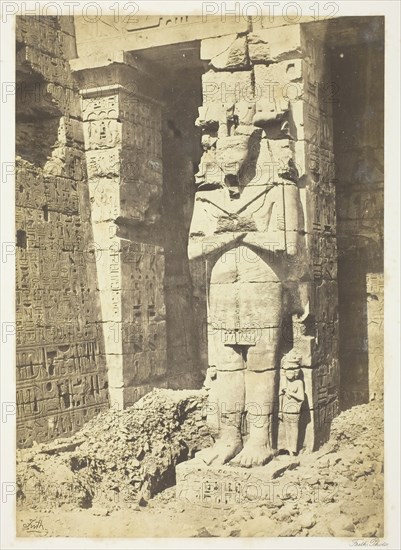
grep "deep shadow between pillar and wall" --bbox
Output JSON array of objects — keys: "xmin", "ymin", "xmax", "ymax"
[
  {"xmin": 329, "ymin": 22, "xmax": 384, "ymax": 410},
  {"xmin": 132, "ymin": 43, "xmax": 207, "ymax": 390}
]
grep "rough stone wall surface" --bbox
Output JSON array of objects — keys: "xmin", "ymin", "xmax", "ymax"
[
  {"xmin": 188, "ymin": 23, "xmax": 339, "ymax": 451},
  {"xmin": 73, "ymin": 15, "xmax": 251, "ymax": 57},
  {"xmin": 332, "ymin": 39, "xmax": 384, "ymax": 406},
  {"xmin": 16, "ymin": 16, "xmax": 109, "ymax": 447}
]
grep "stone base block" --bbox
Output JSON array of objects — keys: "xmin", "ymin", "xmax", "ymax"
[{"xmin": 176, "ymin": 455, "xmax": 299, "ymax": 508}]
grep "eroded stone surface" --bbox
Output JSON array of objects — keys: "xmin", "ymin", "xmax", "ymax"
[{"xmin": 210, "ymin": 36, "xmax": 249, "ymax": 71}]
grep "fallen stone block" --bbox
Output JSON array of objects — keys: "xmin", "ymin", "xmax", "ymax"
[{"xmin": 176, "ymin": 454, "xmax": 299, "ymax": 508}]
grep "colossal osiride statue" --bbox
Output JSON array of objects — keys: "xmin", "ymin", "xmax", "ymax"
[{"xmin": 188, "ymin": 101, "xmax": 308, "ymax": 467}]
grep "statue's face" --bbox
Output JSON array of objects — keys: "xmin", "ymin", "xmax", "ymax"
[
  {"xmin": 195, "ymin": 132, "xmax": 252, "ymax": 190},
  {"xmin": 216, "ymin": 136, "xmax": 250, "ymax": 177},
  {"xmin": 195, "ymin": 103, "xmax": 255, "ymax": 193},
  {"xmin": 285, "ymin": 369, "xmax": 299, "ymax": 381},
  {"xmin": 194, "ymin": 98, "xmax": 298, "ymax": 191}
]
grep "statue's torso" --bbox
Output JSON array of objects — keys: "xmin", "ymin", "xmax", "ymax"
[{"xmin": 188, "ymin": 183, "xmax": 302, "ymax": 261}]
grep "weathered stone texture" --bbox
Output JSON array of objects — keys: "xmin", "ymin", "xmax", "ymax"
[
  {"xmin": 16, "ymin": 16, "xmax": 109, "ymax": 447},
  {"xmin": 176, "ymin": 456, "xmax": 300, "ymax": 508},
  {"xmin": 74, "ymin": 16, "xmax": 250, "ymax": 57},
  {"xmin": 209, "ymin": 36, "xmax": 250, "ymax": 71},
  {"xmin": 248, "ymin": 25, "xmax": 303, "ymax": 63},
  {"xmin": 366, "ymin": 273, "xmax": 384, "ymax": 400}
]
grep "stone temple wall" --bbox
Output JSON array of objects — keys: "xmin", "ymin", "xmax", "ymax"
[
  {"xmin": 15, "ymin": 16, "xmax": 109, "ymax": 446},
  {"xmin": 159, "ymin": 64, "xmax": 205, "ymax": 388},
  {"xmin": 332, "ymin": 35, "xmax": 384, "ymax": 406},
  {"xmin": 71, "ymin": 52, "xmax": 169, "ymax": 409}
]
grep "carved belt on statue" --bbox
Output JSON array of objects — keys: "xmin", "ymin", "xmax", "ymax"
[{"xmin": 223, "ymin": 329, "xmax": 257, "ymax": 346}]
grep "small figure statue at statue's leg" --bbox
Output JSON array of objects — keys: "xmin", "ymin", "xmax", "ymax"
[{"xmin": 279, "ymin": 357, "xmax": 305, "ymax": 456}]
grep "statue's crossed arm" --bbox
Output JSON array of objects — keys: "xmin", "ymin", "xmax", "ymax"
[{"xmin": 188, "ymin": 184, "xmax": 302, "ymax": 260}]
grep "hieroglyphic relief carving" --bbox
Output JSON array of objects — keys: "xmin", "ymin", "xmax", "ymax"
[
  {"xmin": 366, "ymin": 273, "xmax": 384, "ymax": 400},
  {"xmin": 74, "ymin": 58, "xmax": 167, "ymax": 407},
  {"xmin": 16, "ymin": 341, "xmax": 109, "ymax": 446},
  {"xmin": 16, "ymin": 16, "xmax": 109, "ymax": 446}
]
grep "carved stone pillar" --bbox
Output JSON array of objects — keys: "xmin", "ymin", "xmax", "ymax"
[{"xmin": 71, "ymin": 52, "xmax": 167, "ymax": 408}]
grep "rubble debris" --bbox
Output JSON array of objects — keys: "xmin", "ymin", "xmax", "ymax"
[
  {"xmin": 17, "ymin": 397, "xmax": 384, "ymax": 539},
  {"xmin": 17, "ymin": 389, "xmax": 213, "ymax": 509}
]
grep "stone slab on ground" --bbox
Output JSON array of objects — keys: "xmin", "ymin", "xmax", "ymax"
[{"xmin": 176, "ymin": 455, "xmax": 299, "ymax": 509}]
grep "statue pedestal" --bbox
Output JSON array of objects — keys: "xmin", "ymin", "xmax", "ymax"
[{"xmin": 176, "ymin": 455, "xmax": 300, "ymax": 509}]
